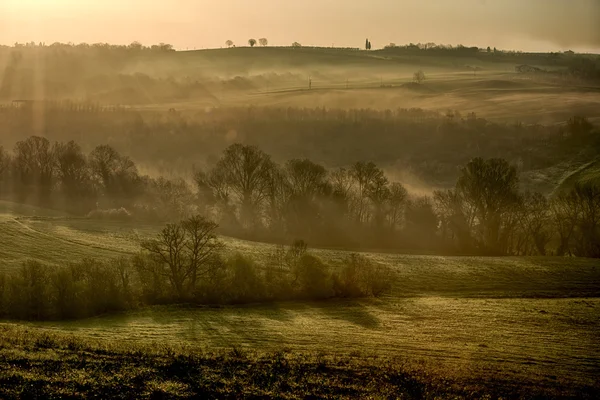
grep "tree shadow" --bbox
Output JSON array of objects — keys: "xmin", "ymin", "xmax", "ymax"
[{"xmin": 307, "ymin": 299, "xmax": 382, "ymax": 330}]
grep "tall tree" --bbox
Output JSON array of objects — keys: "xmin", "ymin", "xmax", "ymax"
[
  {"xmin": 455, "ymin": 157, "xmax": 521, "ymax": 255},
  {"xmin": 53, "ymin": 140, "xmax": 93, "ymax": 207},
  {"xmin": 214, "ymin": 144, "xmax": 274, "ymax": 229},
  {"xmin": 141, "ymin": 215, "xmax": 222, "ymax": 299},
  {"xmin": 13, "ymin": 136, "xmax": 56, "ymax": 202}
]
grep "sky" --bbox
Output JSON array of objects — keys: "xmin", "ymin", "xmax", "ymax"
[{"xmin": 1, "ymin": 0, "xmax": 599, "ymax": 53}]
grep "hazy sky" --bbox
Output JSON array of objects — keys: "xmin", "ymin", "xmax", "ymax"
[{"xmin": 1, "ymin": 0, "xmax": 599, "ymax": 53}]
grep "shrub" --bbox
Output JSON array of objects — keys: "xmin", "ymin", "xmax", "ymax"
[
  {"xmin": 333, "ymin": 254, "xmax": 393, "ymax": 298},
  {"xmin": 293, "ymin": 254, "xmax": 333, "ymax": 300},
  {"xmin": 227, "ymin": 253, "xmax": 265, "ymax": 303}
]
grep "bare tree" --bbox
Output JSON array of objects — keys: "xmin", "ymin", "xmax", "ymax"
[
  {"xmin": 455, "ymin": 157, "xmax": 521, "ymax": 255},
  {"xmin": 13, "ymin": 136, "xmax": 56, "ymax": 200},
  {"xmin": 225, "ymin": 40, "xmax": 234, "ymax": 48},
  {"xmin": 350, "ymin": 161, "xmax": 386, "ymax": 224},
  {"xmin": 259, "ymin": 38, "xmax": 268, "ymax": 47},
  {"xmin": 248, "ymin": 38, "xmax": 257, "ymax": 47},
  {"xmin": 141, "ymin": 215, "xmax": 222, "ymax": 299},
  {"xmin": 53, "ymin": 140, "xmax": 91, "ymax": 202},
  {"xmin": 214, "ymin": 144, "xmax": 275, "ymax": 229},
  {"xmin": 89, "ymin": 145, "xmax": 140, "ymax": 205}
]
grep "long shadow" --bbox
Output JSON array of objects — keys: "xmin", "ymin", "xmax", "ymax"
[{"xmin": 303, "ymin": 299, "xmax": 382, "ymax": 330}]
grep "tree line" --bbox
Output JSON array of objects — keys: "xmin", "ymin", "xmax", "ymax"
[
  {"xmin": 1, "ymin": 136, "xmax": 598, "ymax": 258},
  {"xmin": 196, "ymin": 145, "xmax": 600, "ymax": 257},
  {"xmin": 3, "ymin": 105, "xmax": 595, "ymax": 191}
]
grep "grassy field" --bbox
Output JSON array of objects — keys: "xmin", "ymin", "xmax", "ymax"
[
  {"xmin": 136, "ymin": 48, "xmax": 600, "ymax": 125},
  {"xmin": 1, "ymin": 201, "xmax": 599, "ymax": 397},
  {"xmin": 555, "ymin": 158, "xmax": 600, "ymax": 193}
]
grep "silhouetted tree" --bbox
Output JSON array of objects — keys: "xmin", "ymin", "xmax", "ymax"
[
  {"xmin": 140, "ymin": 215, "xmax": 222, "ymax": 299},
  {"xmin": 214, "ymin": 144, "xmax": 275, "ymax": 229},
  {"xmin": 225, "ymin": 40, "xmax": 234, "ymax": 48},
  {"xmin": 292, "ymin": 42, "xmax": 302, "ymax": 48},
  {"xmin": 89, "ymin": 145, "xmax": 140, "ymax": 206},
  {"xmin": 248, "ymin": 39, "xmax": 257, "ymax": 47},
  {"xmin": 259, "ymin": 38, "xmax": 268, "ymax": 47},
  {"xmin": 405, "ymin": 196, "xmax": 438, "ymax": 248},
  {"xmin": 12, "ymin": 136, "xmax": 56, "ymax": 202},
  {"xmin": 455, "ymin": 158, "xmax": 521, "ymax": 255},
  {"xmin": 284, "ymin": 159, "xmax": 330, "ymax": 239},
  {"xmin": 519, "ymin": 192, "xmax": 551, "ymax": 255},
  {"xmin": 53, "ymin": 141, "xmax": 93, "ymax": 208}
]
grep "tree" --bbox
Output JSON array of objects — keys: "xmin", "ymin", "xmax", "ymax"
[
  {"xmin": 0, "ymin": 146, "xmax": 10, "ymax": 193},
  {"xmin": 365, "ymin": 38, "xmax": 369, "ymax": 50},
  {"xmin": 213, "ymin": 144, "xmax": 275, "ymax": 229},
  {"xmin": 248, "ymin": 38, "xmax": 257, "ymax": 47},
  {"xmin": 141, "ymin": 215, "xmax": 222, "ymax": 299},
  {"xmin": 519, "ymin": 192, "xmax": 551, "ymax": 255},
  {"xmin": 350, "ymin": 161, "xmax": 386, "ymax": 224},
  {"xmin": 89, "ymin": 145, "xmax": 140, "ymax": 206},
  {"xmin": 259, "ymin": 38, "xmax": 268, "ymax": 47},
  {"xmin": 413, "ymin": 70, "xmax": 426, "ymax": 84},
  {"xmin": 284, "ymin": 159, "xmax": 330, "ymax": 239},
  {"xmin": 557, "ymin": 183, "xmax": 600, "ymax": 258},
  {"xmin": 226, "ymin": 40, "xmax": 234, "ymax": 48},
  {"xmin": 486, "ymin": 46, "xmax": 491, "ymax": 53},
  {"xmin": 292, "ymin": 42, "xmax": 302, "ymax": 48},
  {"xmin": 455, "ymin": 158, "xmax": 521, "ymax": 255},
  {"xmin": 13, "ymin": 136, "xmax": 56, "ymax": 202},
  {"xmin": 53, "ymin": 141, "xmax": 93, "ymax": 207},
  {"xmin": 405, "ymin": 196, "xmax": 438, "ymax": 248}
]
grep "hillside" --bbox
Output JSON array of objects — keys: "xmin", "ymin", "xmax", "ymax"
[
  {"xmin": 2, "ymin": 45, "xmax": 599, "ymax": 124},
  {"xmin": 1, "ymin": 180, "xmax": 599, "ymax": 397}
]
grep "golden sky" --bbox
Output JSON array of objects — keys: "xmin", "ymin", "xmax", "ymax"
[{"xmin": 1, "ymin": 0, "xmax": 599, "ymax": 52}]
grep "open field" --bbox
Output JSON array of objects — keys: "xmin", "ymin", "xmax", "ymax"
[
  {"xmin": 2, "ymin": 47, "xmax": 600, "ymax": 125},
  {"xmin": 139, "ymin": 72, "xmax": 600, "ymax": 125},
  {"xmin": 1, "ymin": 201, "xmax": 599, "ymax": 397}
]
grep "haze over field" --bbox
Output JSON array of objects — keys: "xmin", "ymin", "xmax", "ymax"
[
  {"xmin": 2, "ymin": 0, "xmax": 600, "ymax": 53},
  {"xmin": 1, "ymin": 1, "xmax": 600, "ymax": 398}
]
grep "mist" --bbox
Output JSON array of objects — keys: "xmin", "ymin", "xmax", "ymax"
[{"xmin": 1, "ymin": 0, "xmax": 599, "ymax": 52}]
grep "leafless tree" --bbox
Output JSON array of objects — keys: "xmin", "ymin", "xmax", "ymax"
[
  {"xmin": 225, "ymin": 40, "xmax": 233, "ymax": 48},
  {"xmin": 259, "ymin": 38, "xmax": 268, "ymax": 47},
  {"xmin": 53, "ymin": 141, "xmax": 90, "ymax": 200},
  {"xmin": 13, "ymin": 136, "xmax": 56, "ymax": 200},
  {"xmin": 215, "ymin": 144, "xmax": 275, "ymax": 229},
  {"xmin": 141, "ymin": 215, "xmax": 222, "ymax": 299}
]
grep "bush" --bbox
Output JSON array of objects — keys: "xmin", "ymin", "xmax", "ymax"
[
  {"xmin": 333, "ymin": 254, "xmax": 393, "ymax": 298},
  {"xmin": 227, "ymin": 253, "xmax": 266, "ymax": 304},
  {"xmin": 293, "ymin": 254, "xmax": 333, "ymax": 300},
  {"xmin": 0, "ymin": 259, "xmax": 133, "ymax": 321}
]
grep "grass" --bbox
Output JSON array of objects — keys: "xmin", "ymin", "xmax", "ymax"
[
  {"xmin": 555, "ymin": 158, "xmax": 600, "ymax": 193},
  {"xmin": 1, "ymin": 201, "xmax": 599, "ymax": 397},
  {"xmin": 1, "ymin": 323, "xmax": 598, "ymax": 399}
]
